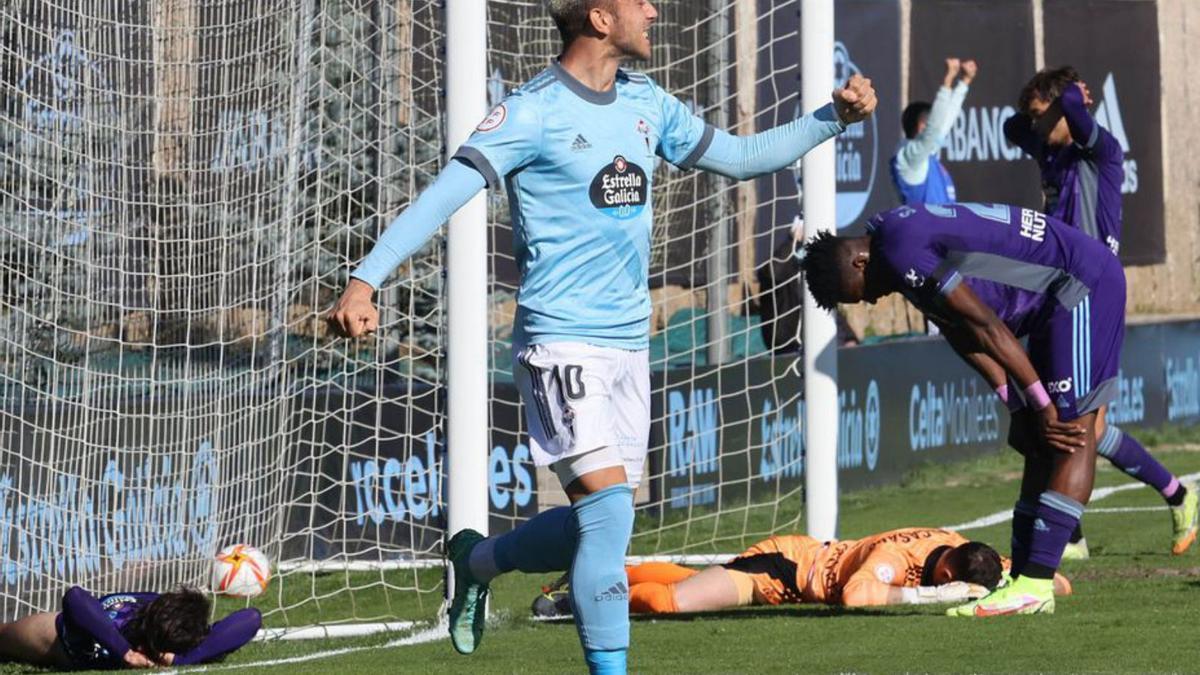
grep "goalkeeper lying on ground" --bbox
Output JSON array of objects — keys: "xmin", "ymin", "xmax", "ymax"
[
  {"xmin": 533, "ymin": 528, "xmax": 1071, "ymax": 616},
  {"xmin": 0, "ymin": 586, "xmax": 260, "ymax": 669}
]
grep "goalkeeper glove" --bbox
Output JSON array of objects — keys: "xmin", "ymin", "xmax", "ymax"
[{"xmin": 900, "ymin": 581, "xmax": 990, "ymax": 605}]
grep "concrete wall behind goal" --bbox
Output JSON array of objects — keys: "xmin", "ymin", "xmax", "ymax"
[{"xmin": 1125, "ymin": 0, "xmax": 1200, "ymax": 317}]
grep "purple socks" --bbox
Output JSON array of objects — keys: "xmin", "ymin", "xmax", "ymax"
[
  {"xmin": 1010, "ymin": 499, "xmax": 1037, "ymax": 576},
  {"xmin": 1022, "ymin": 491, "xmax": 1084, "ymax": 579},
  {"xmin": 1097, "ymin": 425, "xmax": 1180, "ymax": 500}
]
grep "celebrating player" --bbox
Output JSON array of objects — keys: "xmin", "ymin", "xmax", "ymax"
[
  {"xmin": 532, "ymin": 527, "xmax": 1071, "ymax": 618},
  {"xmin": 800, "ymin": 202, "xmax": 1124, "ymax": 617},
  {"xmin": 890, "ymin": 57, "xmax": 977, "ymax": 206},
  {"xmin": 0, "ymin": 586, "xmax": 260, "ymax": 669},
  {"xmin": 326, "ymin": 0, "xmax": 875, "ymax": 671},
  {"xmin": 1004, "ymin": 66, "xmax": 1197, "ymax": 557}
]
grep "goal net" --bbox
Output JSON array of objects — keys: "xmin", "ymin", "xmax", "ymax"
[{"xmin": 0, "ymin": 0, "xmax": 829, "ymax": 630}]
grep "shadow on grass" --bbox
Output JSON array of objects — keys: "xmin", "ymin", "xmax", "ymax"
[{"xmin": 629, "ymin": 606, "xmax": 930, "ymax": 622}]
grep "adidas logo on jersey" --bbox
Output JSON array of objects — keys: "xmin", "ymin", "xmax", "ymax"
[
  {"xmin": 1093, "ymin": 73, "xmax": 1139, "ymax": 195},
  {"xmin": 594, "ymin": 581, "xmax": 628, "ymax": 602},
  {"xmin": 570, "ymin": 134, "xmax": 592, "ymax": 152}
]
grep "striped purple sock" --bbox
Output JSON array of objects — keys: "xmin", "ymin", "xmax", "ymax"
[
  {"xmin": 1025, "ymin": 491, "xmax": 1084, "ymax": 578},
  {"xmin": 1097, "ymin": 425, "xmax": 1178, "ymax": 497}
]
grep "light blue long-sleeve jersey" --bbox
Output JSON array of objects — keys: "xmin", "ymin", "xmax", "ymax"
[
  {"xmin": 890, "ymin": 82, "xmax": 968, "ymax": 204},
  {"xmin": 352, "ymin": 61, "xmax": 844, "ymax": 348}
]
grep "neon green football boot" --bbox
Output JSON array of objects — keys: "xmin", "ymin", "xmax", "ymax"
[
  {"xmin": 1171, "ymin": 484, "xmax": 1198, "ymax": 555},
  {"xmin": 946, "ymin": 575, "xmax": 1054, "ymax": 617},
  {"xmin": 446, "ymin": 529, "xmax": 489, "ymax": 654}
]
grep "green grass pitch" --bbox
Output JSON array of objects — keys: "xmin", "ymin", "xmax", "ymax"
[{"xmin": 6, "ymin": 431, "xmax": 1199, "ymax": 673}]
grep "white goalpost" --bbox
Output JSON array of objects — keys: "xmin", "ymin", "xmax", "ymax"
[
  {"xmin": 0, "ymin": 0, "xmax": 842, "ymax": 638},
  {"xmin": 800, "ymin": 0, "xmax": 840, "ymax": 541}
]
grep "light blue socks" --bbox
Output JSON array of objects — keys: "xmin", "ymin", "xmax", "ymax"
[{"xmin": 569, "ymin": 484, "xmax": 635, "ymax": 675}]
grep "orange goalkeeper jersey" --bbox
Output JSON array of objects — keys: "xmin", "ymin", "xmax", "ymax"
[{"xmin": 732, "ymin": 528, "xmax": 968, "ymax": 607}]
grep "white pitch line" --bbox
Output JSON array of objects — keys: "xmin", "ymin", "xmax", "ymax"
[
  {"xmin": 1083, "ymin": 506, "xmax": 1167, "ymax": 514},
  {"xmin": 181, "ymin": 620, "xmax": 449, "ymax": 672},
  {"xmin": 943, "ymin": 470, "xmax": 1200, "ymax": 532}
]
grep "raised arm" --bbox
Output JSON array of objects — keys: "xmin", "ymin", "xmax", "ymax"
[
  {"xmin": 169, "ymin": 608, "xmax": 262, "ymax": 666},
  {"xmin": 661, "ymin": 75, "xmax": 876, "ymax": 181},
  {"xmin": 1061, "ymin": 81, "xmax": 1123, "ymax": 162},
  {"xmin": 326, "ymin": 160, "xmax": 487, "ymax": 337},
  {"xmin": 691, "ymin": 105, "xmax": 844, "ymax": 180},
  {"xmin": 895, "ymin": 59, "xmax": 973, "ymax": 180},
  {"xmin": 1059, "ymin": 82, "xmax": 1097, "ymax": 150}
]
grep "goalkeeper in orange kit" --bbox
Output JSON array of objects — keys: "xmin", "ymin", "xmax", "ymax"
[{"xmin": 533, "ymin": 527, "xmax": 1071, "ymax": 616}]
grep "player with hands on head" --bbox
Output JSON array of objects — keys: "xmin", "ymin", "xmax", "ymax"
[
  {"xmin": 325, "ymin": 0, "xmax": 874, "ymax": 672},
  {"xmin": 1004, "ymin": 67, "xmax": 1198, "ymax": 558},
  {"xmin": 0, "ymin": 586, "xmax": 261, "ymax": 670}
]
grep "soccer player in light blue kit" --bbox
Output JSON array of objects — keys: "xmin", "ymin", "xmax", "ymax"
[{"xmin": 327, "ymin": 1, "xmax": 876, "ymax": 672}]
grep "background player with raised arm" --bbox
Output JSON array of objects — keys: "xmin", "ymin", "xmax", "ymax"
[
  {"xmin": 1005, "ymin": 67, "xmax": 1197, "ymax": 557},
  {"xmin": 890, "ymin": 57, "xmax": 977, "ymax": 206},
  {"xmin": 800, "ymin": 202, "xmax": 1125, "ymax": 617},
  {"xmin": 325, "ymin": 1, "xmax": 876, "ymax": 671},
  {"xmin": 0, "ymin": 586, "xmax": 260, "ymax": 670},
  {"xmin": 532, "ymin": 527, "xmax": 1069, "ymax": 618}
]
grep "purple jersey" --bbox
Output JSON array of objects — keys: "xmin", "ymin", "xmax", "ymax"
[
  {"xmin": 867, "ymin": 203, "xmax": 1114, "ymax": 337},
  {"xmin": 55, "ymin": 586, "xmax": 261, "ymax": 668},
  {"xmin": 57, "ymin": 592, "xmax": 159, "ymax": 665},
  {"xmin": 1003, "ymin": 85, "xmax": 1124, "ymax": 255}
]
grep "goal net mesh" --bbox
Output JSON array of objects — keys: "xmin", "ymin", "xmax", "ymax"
[{"xmin": 0, "ymin": 0, "xmax": 816, "ymax": 628}]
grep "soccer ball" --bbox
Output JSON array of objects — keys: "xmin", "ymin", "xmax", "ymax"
[{"xmin": 211, "ymin": 544, "xmax": 271, "ymax": 598}]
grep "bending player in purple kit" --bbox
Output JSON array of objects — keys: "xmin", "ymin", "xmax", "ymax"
[
  {"xmin": 1004, "ymin": 66, "xmax": 1197, "ymax": 557},
  {"xmin": 0, "ymin": 586, "xmax": 260, "ymax": 669},
  {"xmin": 801, "ymin": 202, "xmax": 1124, "ymax": 616}
]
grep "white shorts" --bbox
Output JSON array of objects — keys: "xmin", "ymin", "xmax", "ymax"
[{"xmin": 513, "ymin": 341, "xmax": 650, "ymax": 487}]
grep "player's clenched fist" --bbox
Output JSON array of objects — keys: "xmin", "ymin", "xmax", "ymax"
[
  {"xmin": 832, "ymin": 73, "xmax": 877, "ymax": 125},
  {"xmin": 326, "ymin": 278, "xmax": 380, "ymax": 338}
]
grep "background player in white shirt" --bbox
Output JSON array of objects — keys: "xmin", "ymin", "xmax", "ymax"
[{"xmin": 327, "ymin": 1, "xmax": 876, "ymax": 672}]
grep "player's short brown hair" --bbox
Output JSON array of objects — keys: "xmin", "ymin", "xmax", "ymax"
[
  {"xmin": 1018, "ymin": 65, "xmax": 1081, "ymax": 114},
  {"xmin": 547, "ymin": 0, "xmax": 614, "ymax": 46}
]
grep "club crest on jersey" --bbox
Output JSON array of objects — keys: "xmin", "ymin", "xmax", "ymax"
[
  {"xmin": 636, "ymin": 118, "xmax": 652, "ymax": 155},
  {"xmin": 874, "ymin": 564, "xmax": 895, "ymax": 584},
  {"xmin": 590, "ymin": 155, "xmax": 648, "ymax": 220},
  {"xmin": 905, "ymin": 268, "xmax": 925, "ymax": 288},
  {"xmin": 476, "ymin": 104, "xmax": 506, "ymax": 132}
]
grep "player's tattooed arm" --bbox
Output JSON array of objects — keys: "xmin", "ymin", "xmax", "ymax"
[{"xmin": 939, "ymin": 282, "xmax": 1085, "ymax": 452}]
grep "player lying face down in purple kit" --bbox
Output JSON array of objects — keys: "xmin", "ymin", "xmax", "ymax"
[
  {"xmin": 0, "ymin": 586, "xmax": 260, "ymax": 669},
  {"xmin": 800, "ymin": 202, "xmax": 1124, "ymax": 616}
]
